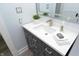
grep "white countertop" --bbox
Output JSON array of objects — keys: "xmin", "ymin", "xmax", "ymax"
[{"xmin": 22, "ymin": 17, "xmax": 78, "ymax": 56}]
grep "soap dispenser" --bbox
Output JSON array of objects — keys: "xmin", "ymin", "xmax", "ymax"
[{"xmin": 60, "ymin": 21, "xmax": 64, "ymax": 32}]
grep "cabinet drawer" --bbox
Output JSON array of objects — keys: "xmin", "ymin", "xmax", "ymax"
[
  {"xmin": 43, "ymin": 45, "xmax": 61, "ymax": 56},
  {"xmin": 28, "ymin": 35, "xmax": 37, "ymax": 48},
  {"xmin": 37, "ymin": 39, "xmax": 61, "ymax": 56}
]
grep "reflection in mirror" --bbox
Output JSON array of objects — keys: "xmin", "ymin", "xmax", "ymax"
[
  {"xmin": 60, "ymin": 3, "xmax": 79, "ymax": 23},
  {"xmin": 37, "ymin": 3, "xmax": 56, "ymax": 17},
  {"xmin": 36, "ymin": 3, "xmax": 79, "ymax": 24}
]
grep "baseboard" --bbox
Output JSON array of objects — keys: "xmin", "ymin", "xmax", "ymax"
[{"xmin": 17, "ymin": 45, "xmax": 28, "ymax": 56}]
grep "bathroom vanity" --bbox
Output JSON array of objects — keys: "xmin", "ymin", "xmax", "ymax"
[
  {"xmin": 23, "ymin": 28, "xmax": 61, "ymax": 56},
  {"xmin": 22, "ymin": 17, "xmax": 78, "ymax": 56}
]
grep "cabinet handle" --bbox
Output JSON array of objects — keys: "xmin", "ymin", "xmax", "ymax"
[{"xmin": 45, "ymin": 48, "xmax": 52, "ymax": 54}]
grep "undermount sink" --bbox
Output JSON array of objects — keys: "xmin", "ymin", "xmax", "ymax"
[{"xmin": 33, "ymin": 24, "xmax": 56, "ymax": 34}]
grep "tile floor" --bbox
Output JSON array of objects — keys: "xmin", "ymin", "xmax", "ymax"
[
  {"xmin": 0, "ymin": 49, "xmax": 12, "ymax": 56},
  {"xmin": 0, "ymin": 35, "xmax": 12, "ymax": 56}
]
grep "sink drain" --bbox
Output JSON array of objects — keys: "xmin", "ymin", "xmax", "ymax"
[{"xmin": 45, "ymin": 33, "xmax": 48, "ymax": 35}]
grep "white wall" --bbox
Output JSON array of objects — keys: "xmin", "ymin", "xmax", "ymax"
[{"xmin": 0, "ymin": 3, "xmax": 36, "ymax": 55}]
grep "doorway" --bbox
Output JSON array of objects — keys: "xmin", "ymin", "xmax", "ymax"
[{"xmin": 0, "ymin": 34, "xmax": 12, "ymax": 56}]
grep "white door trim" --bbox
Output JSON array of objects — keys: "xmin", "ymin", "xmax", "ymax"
[{"xmin": 0, "ymin": 15, "xmax": 17, "ymax": 55}]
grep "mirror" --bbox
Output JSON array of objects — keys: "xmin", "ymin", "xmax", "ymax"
[
  {"xmin": 37, "ymin": 3, "xmax": 56, "ymax": 17},
  {"xmin": 36, "ymin": 3, "xmax": 79, "ymax": 24}
]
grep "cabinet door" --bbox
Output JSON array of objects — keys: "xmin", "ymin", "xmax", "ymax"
[
  {"xmin": 32, "ymin": 37, "xmax": 44, "ymax": 56},
  {"xmin": 23, "ymin": 28, "xmax": 29, "ymax": 39},
  {"xmin": 30, "ymin": 36, "xmax": 43, "ymax": 56},
  {"xmin": 23, "ymin": 29, "xmax": 30, "ymax": 47},
  {"xmin": 23, "ymin": 29, "xmax": 35, "ymax": 49},
  {"xmin": 29, "ymin": 35, "xmax": 37, "ymax": 49}
]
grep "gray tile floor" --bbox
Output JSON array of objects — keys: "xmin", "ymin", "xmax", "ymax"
[
  {"xmin": 0, "ymin": 35, "xmax": 12, "ymax": 56},
  {"xmin": 0, "ymin": 49, "xmax": 12, "ymax": 56}
]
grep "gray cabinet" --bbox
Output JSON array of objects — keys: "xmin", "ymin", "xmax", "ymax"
[{"xmin": 23, "ymin": 28, "xmax": 61, "ymax": 56}]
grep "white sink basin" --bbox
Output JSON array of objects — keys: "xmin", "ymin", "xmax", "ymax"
[{"xmin": 33, "ymin": 24, "xmax": 56, "ymax": 34}]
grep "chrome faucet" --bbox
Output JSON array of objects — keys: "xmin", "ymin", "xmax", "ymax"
[{"xmin": 46, "ymin": 19, "xmax": 53, "ymax": 26}]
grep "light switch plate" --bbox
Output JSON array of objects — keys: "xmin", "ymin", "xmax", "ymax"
[{"xmin": 16, "ymin": 7, "xmax": 22, "ymax": 14}]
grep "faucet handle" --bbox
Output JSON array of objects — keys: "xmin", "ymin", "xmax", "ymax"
[
  {"xmin": 46, "ymin": 19, "xmax": 52, "ymax": 23},
  {"xmin": 46, "ymin": 19, "xmax": 53, "ymax": 26},
  {"xmin": 75, "ymin": 13, "xmax": 78, "ymax": 17}
]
